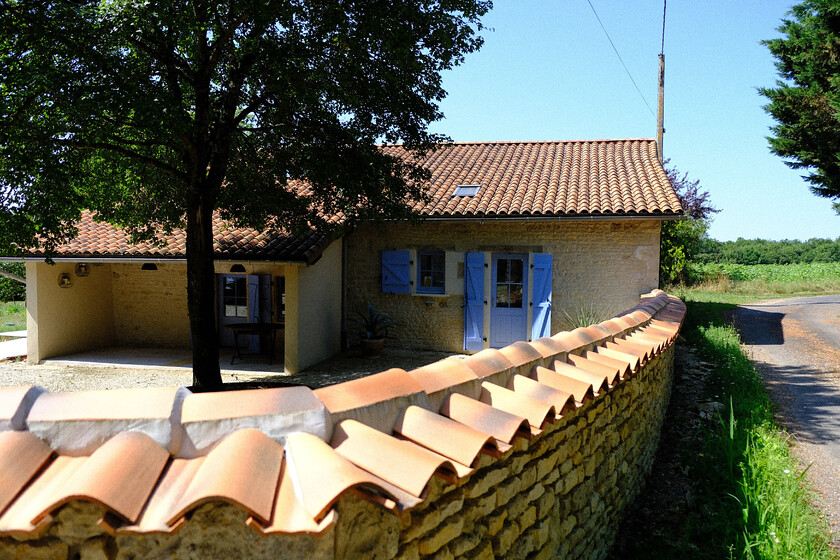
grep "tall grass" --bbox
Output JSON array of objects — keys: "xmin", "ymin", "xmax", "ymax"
[
  {"xmin": 0, "ymin": 301, "xmax": 25, "ymax": 334},
  {"xmin": 686, "ymin": 262, "xmax": 840, "ymax": 295},
  {"xmin": 685, "ymin": 302, "xmax": 835, "ymax": 560}
]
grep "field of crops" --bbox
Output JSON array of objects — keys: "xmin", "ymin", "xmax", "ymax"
[{"xmin": 682, "ymin": 261, "xmax": 840, "ymax": 295}]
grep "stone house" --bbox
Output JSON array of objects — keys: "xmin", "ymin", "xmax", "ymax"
[
  {"xmin": 345, "ymin": 138, "xmax": 682, "ymax": 352},
  {"xmin": 15, "ymin": 138, "xmax": 681, "ymax": 373}
]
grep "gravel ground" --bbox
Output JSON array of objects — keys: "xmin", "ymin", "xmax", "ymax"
[{"xmin": 0, "ymin": 347, "xmax": 463, "ymax": 392}]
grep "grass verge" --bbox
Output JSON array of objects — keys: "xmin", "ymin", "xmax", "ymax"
[
  {"xmin": 0, "ymin": 301, "xmax": 25, "ymax": 334},
  {"xmin": 682, "ymin": 297, "xmax": 836, "ymax": 559}
]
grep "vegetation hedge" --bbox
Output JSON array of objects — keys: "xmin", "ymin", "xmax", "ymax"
[
  {"xmin": 0, "ymin": 263, "xmax": 25, "ymax": 302},
  {"xmin": 696, "ymin": 237, "xmax": 840, "ymax": 265}
]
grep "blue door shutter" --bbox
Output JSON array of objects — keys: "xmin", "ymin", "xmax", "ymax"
[
  {"xmin": 381, "ymin": 250, "xmax": 410, "ymax": 294},
  {"xmin": 531, "ymin": 254, "xmax": 553, "ymax": 340},
  {"xmin": 258, "ymin": 275, "xmax": 272, "ymax": 322},
  {"xmin": 464, "ymin": 252, "xmax": 485, "ymax": 351},
  {"xmin": 248, "ymin": 275, "xmax": 261, "ymax": 352}
]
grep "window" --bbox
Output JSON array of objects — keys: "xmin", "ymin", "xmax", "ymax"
[
  {"xmin": 417, "ymin": 251, "xmax": 445, "ymax": 294},
  {"xmin": 223, "ymin": 276, "xmax": 248, "ymax": 317},
  {"xmin": 453, "ymin": 184, "xmax": 481, "ymax": 197},
  {"xmin": 495, "ymin": 258, "xmax": 524, "ymax": 308}
]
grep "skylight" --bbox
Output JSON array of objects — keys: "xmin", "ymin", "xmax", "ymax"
[{"xmin": 452, "ymin": 184, "xmax": 481, "ymax": 197}]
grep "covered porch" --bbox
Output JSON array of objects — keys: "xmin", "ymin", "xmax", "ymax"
[{"xmin": 24, "ymin": 239, "xmax": 343, "ymax": 375}]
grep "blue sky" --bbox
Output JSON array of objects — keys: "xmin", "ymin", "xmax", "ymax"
[{"xmin": 428, "ymin": 1, "xmax": 840, "ymax": 242}]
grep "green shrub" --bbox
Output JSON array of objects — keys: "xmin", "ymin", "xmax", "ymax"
[{"xmin": 0, "ymin": 263, "xmax": 25, "ymax": 303}]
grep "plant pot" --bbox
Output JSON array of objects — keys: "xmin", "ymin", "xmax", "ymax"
[{"xmin": 360, "ymin": 337, "xmax": 385, "ymax": 357}]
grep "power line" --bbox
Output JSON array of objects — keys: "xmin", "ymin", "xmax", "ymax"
[{"xmin": 585, "ymin": 0, "xmax": 656, "ymax": 118}]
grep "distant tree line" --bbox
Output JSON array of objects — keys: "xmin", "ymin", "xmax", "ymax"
[{"xmin": 694, "ymin": 238, "xmax": 840, "ymax": 265}]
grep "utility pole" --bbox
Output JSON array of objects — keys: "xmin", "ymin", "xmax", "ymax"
[{"xmin": 657, "ymin": 52, "xmax": 665, "ymax": 163}]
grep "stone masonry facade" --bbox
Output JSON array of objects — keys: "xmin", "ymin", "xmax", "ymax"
[{"xmin": 344, "ymin": 219, "xmax": 661, "ymax": 353}]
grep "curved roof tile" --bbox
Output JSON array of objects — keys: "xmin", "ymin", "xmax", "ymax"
[{"xmin": 34, "ymin": 140, "xmax": 679, "ymax": 260}]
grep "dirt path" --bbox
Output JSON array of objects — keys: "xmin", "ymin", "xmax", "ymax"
[{"xmin": 732, "ymin": 295, "xmax": 840, "ymax": 545}]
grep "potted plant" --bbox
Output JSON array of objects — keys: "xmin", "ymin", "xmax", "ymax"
[{"xmin": 349, "ymin": 303, "xmax": 395, "ymax": 357}]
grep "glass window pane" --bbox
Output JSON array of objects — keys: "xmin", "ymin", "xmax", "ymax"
[
  {"xmin": 225, "ymin": 305, "xmax": 237, "ymax": 317},
  {"xmin": 510, "ymin": 285, "xmax": 523, "ymax": 308},
  {"xmin": 496, "ymin": 284, "xmax": 509, "ymax": 307},
  {"xmin": 510, "ymin": 259, "xmax": 524, "ymax": 282},
  {"xmin": 497, "ymin": 260, "xmax": 509, "ymax": 282},
  {"xmin": 237, "ymin": 305, "xmax": 248, "ymax": 318},
  {"xmin": 224, "ymin": 278, "xmax": 236, "ymax": 300},
  {"xmin": 417, "ymin": 252, "xmax": 445, "ymax": 292}
]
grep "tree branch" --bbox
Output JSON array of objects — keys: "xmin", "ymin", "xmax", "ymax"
[
  {"xmin": 0, "ymin": 269, "xmax": 25, "ymax": 285},
  {"xmin": 53, "ymin": 138, "xmax": 186, "ymax": 181}
]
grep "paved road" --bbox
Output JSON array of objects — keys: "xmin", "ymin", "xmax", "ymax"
[{"xmin": 733, "ymin": 295, "xmax": 840, "ymax": 541}]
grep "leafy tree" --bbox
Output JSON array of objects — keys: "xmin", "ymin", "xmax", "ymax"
[
  {"xmin": 0, "ymin": 0, "xmax": 491, "ymax": 387},
  {"xmin": 660, "ymin": 163, "xmax": 719, "ymax": 285},
  {"xmin": 762, "ymin": 0, "xmax": 840, "ymax": 201}
]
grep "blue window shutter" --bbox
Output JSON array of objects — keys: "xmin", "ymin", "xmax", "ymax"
[
  {"xmin": 531, "ymin": 254, "xmax": 553, "ymax": 340},
  {"xmin": 464, "ymin": 252, "xmax": 485, "ymax": 351},
  {"xmin": 381, "ymin": 250, "xmax": 410, "ymax": 294},
  {"xmin": 248, "ymin": 275, "xmax": 261, "ymax": 352},
  {"xmin": 258, "ymin": 275, "xmax": 272, "ymax": 323}
]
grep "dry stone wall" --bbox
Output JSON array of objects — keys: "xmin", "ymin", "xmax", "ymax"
[
  {"xmin": 0, "ymin": 293, "xmax": 682, "ymax": 560},
  {"xmin": 390, "ymin": 348, "xmax": 673, "ymax": 560}
]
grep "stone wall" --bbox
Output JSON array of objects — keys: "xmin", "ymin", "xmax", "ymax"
[
  {"xmin": 391, "ymin": 347, "xmax": 674, "ymax": 560},
  {"xmin": 111, "ymin": 262, "xmax": 191, "ymax": 348},
  {"xmin": 344, "ymin": 219, "xmax": 661, "ymax": 352},
  {"xmin": 2, "ymin": 293, "xmax": 681, "ymax": 560}
]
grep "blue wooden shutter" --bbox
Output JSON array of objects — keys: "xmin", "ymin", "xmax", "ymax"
[
  {"xmin": 248, "ymin": 275, "xmax": 261, "ymax": 352},
  {"xmin": 381, "ymin": 250, "xmax": 410, "ymax": 293},
  {"xmin": 258, "ymin": 275, "xmax": 272, "ymax": 322},
  {"xmin": 531, "ymin": 254, "xmax": 553, "ymax": 340},
  {"xmin": 464, "ymin": 252, "xmax": 485, "ymax": 351}
]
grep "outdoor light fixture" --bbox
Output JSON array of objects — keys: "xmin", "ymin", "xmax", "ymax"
[
  {"xmin": 57, "ymin": 273, "xmax": 73, "ymax": 288},
  {"xmin": 75, "ymin": 263, "xmax": 90, "ymax": 277},
  {"xmin": 141, "ymin": 263, "xmax": 158, "ymax": 271},
  {"xmin": 230, "ymin": 264, "xmax": 246, "ymax": 273}
]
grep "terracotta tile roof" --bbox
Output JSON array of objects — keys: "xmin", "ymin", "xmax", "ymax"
[
  {"xmin": 25, "ymin": 211, "xmax": 334, "ymax": 264},
  {"xmin": 27, "ymin": 139, "xmax": 679, "ymax": 261},
  {"xmin": 384, "ymin": 138, "xmax": 682, "ymax": 217},
  {"xmin": 0, "ymin": 290, "xmax": 685, "ymax": 540}
]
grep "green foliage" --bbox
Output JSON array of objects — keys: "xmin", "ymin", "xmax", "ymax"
[
  {"xmin": 347, "ymin": 303, "xmax": 395, "ymax": 340},
  {"xmin": 0, "ymin": 263, "xmax": 25, "ymax": 303},
  {"xmin": 0, "ymin": 300, "xmax": 25, "ymax": 333},
  {"xmin": 0, "ymin": 0, "xmax": 491, "ymax": 247},
  {"xmin": 560, "ymin": 302, "xmax": 607, "ymax": 329},
  {"xmin": 762, "ymin": 0, "xmax": 840, "ymax": 199},
  {"xmin": 685, "ymin": 261, "xmax": 840, "ymax": 295},
  {"xmin": 660, "ymin": 218, "xmax": 708, "ymax": 284},
  {"xmin": 659, "ymin": 161, "xmax": 718, "ymax": 285},
  {"xmin": 684, "ymin": 309, "xmax": 836, "ymax": 560},
  {"xmin": 696, "ymin": 237, "xmax": 840, "ymax": 265},
  {"xmin": 618, "ymin": 296, "xmax": 837, "ymax": 558}
]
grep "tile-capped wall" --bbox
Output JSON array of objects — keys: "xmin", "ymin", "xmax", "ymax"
[{"xmin": 0, "ymin": 291, "xmax": 683, "ymax": 560}]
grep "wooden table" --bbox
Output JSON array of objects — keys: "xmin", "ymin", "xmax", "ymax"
[{"xmin": 224, "ymin": 322, "xmax": 284, "ymax": 364}]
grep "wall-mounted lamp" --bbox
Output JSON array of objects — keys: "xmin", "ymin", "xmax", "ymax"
[
  {"xmin": 230, "ymin": 264, "xmax": 246, "ymax": 273},
  {"xmin": 58, "ymin": 273, "xmax": 73, "ymax": 288},
  {"xmin": 75, "ymin": 263, "xmax": 90, "ymax": 277},
  {"xmin": 141, "ymin": 263, "xmax": 158, "ymax": 271}
]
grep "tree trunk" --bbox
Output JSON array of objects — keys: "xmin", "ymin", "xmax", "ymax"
[{"xmin": 186, "ymin": 190, "xmax": 223, "ymax": 388}]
